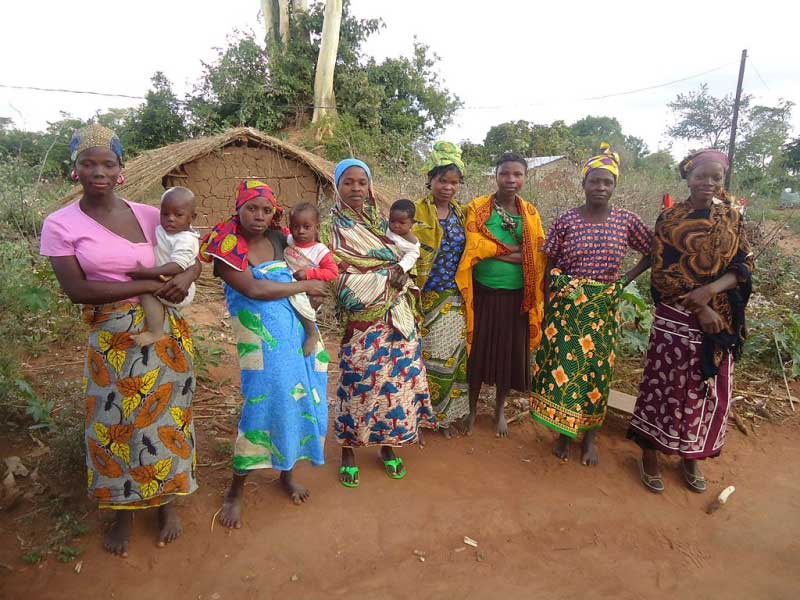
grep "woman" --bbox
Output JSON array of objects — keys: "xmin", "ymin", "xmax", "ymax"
[
  {"xmin": 455, "ymin": 152, "xmax": 547, "ymax": 437},
  {"xmin": 321, "ymin": 159, "xmax": 435, "ymax": 487},
  {"xmin": 628, "ymin": 149, "xmax": 754, "ymax": 494},
  {"xmin": 200, "ymin": 181, "xmax": 329, "ymax": 528},
  {"xmin": 40, "ymin": 124, "xmax": 200, "ymax": 557},
  {"xmin": 530, "ymin": 144, "xmax": 652, "ymax": 465},
  {"xmin": 414, "ymin": 142, "xmax": 469, "ymax": 438}
]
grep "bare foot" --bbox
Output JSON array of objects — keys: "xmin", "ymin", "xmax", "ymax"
[
  {"xmin": 219, "ymin": 474, "xmax": 246, "ymax": 529},
  {"xmin": 581, "ymin": 430, "xmax": 599, "ymax": 466},
  {"xmin": 302, "ymin": 330, "xmax": 318, "ymax": 357},
  {"xmin": 157, "ymin": 502, "xmax": 182, "ymax": 547},
  {"xmin": 103, "ymin": 511, "xmax": 132, "ymax": 557},
  {"xmin": 440, "ymin": 426, "xmax": 452, "ymax": 440},
  {"xmin": 462, "ymin": 412, "xmax": 476, "ymax": 436},
  {"xmin": 280, "ymin": 470, "xmax": 310, "ymax": 505},
  {"xmin": 132, "ymin": 330, "xmax": 165, "ymax": 347},
  {"xmin": 418, "ymin": 428, "xmax": 426, "ymax": 448},
  {"xmin": 495, "ymin": 412, "xmax": 508, "ymax": 438},
  {"xmin": 553, "ymin": 434, "xmax": 570, "ymax": 460}
]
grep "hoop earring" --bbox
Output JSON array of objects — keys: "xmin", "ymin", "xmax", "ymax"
[
  {"xmin": 70, "ymin": 169, "xmax": 79, "ymax": 181},
  {"xmin": 116, "ymin": 174, "xmax": 126, "ymax": 185}
]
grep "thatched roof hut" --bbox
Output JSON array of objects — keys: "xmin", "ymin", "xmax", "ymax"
[{"xmin": 60, "ymin": 127, "xmax": 391, "ymax": 232}]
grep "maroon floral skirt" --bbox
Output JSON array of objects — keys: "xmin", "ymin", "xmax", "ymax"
[{"xmin": 627, "ymin": 303, "xmax": 733, "ymax": 459}]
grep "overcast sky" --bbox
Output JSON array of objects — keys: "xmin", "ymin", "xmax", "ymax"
[{"xmin": 2, "ymin": 0, "xmax": 798, "ymax": 158}]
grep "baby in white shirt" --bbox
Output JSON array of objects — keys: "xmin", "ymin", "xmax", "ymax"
[
  {"xmin": 128, "ymin": 187, "xmax": 199, "ymax": 346},
  {"xmin": 386, "ymin": 198, "xmax": 420, "ymax": 274}
]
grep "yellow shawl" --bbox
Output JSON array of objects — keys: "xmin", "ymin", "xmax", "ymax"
[
  {"xmin": 412, "ymin": 195, "xmax": 466, "ymax": 291},
  {"xmin": 454, "ymin": 194, "xmax": 547, "ymax": 354}
]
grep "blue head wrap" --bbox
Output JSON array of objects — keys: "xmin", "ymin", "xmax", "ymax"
[{"xmin": 334, "ymin": 159, "xmax": 371, "ymax": 189}]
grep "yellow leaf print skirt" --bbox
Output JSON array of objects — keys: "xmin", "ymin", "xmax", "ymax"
[{"xmin": 82, "ymin": 302, "xmax": 197, "ymax": 509}]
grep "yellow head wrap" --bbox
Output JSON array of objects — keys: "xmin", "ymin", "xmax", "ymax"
[{"xmin": 581, "ymin": 142, "xmax": 620, "ymax": 181}]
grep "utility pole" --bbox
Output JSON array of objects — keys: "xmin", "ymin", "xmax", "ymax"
[{"xmin": 726, "ymin": 49, "xmax": 747, "ymax": 190}]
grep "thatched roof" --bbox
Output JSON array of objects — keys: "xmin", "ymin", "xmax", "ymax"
[{"xmin": 60, "ymin": 127, "xmax": 392, "ymax": 209}]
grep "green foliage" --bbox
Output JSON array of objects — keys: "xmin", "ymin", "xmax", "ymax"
[
  {"xmin": 123, "ymin": 72, "xmax": 188, "ymax": 154},
  {"xmin": 617, "ymin": 280, "xmax": 653, "ymax": 357},
  {"xmin": 477, "ymin": 115, "xmax": 646, "ymax": 168},
  {"xmin": 735, "ymin": 101, "xmax": 795, "ymax": 196},
  {"xmin": 666, "ymin": 83, "xmax": 752, "ymax": 149},
  {"xmin": 188, "ymin": 31, "xmax": 279, "ymax": 133}
]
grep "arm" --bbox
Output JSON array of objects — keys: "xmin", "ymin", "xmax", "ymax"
[
  {"xmin": 622, "ymin": 254, "xmax": 651, "ymax": 284},
  {"xmin": 397, "ymin": 243, "xmax": 421, "ymax": 273},
  {"xmin": 216, "ymin": 259, "xmax": 327, "ymax": 299},
  {"xmin": 154, "ymin": 260, "xmax": 202, "ymax": 303},
  {"xmin": 680, "ymin": 272, "xmax": 739, "ymax": 312},
  {"xmin": 493, "ymin": 252, "xmax": 522, "ymax": 264},
  {"xmin": 128, "ymin": 262, "xmax": 185, "ymax": 280},
  {"xmin": 303, "ymin": 250, "xmax": 339, "ymax": 281},
  {"xmin": 541, "ymin": 256, "xmax": 556, "ymax": 316},
  {"xmin": 49, "ymin": 256, "xmax": 161, "ymax": 305}
]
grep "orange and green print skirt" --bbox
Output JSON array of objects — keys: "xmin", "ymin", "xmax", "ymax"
[
  {"xmin": 82, "ymin": 302, "xmax": 197, "ymax": 510},
  {"xmin": 530, "ymin": 273, "xmax": 624, "ymax": 438}
]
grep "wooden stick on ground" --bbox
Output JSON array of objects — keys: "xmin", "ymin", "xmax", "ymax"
[{"xmin": 774, "ymin": 333, "xmax": 796, "ymax": 412}]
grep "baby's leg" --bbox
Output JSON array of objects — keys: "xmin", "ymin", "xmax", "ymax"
[
  {"xmin": 132, "ymin": 294, "xmax": 166, "ymax": 346},
  {"xmin": 300, "ymin": 314, "xmax": 319, "ymax": 357}
]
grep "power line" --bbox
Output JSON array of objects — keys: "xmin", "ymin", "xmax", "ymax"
[
  {"xmin": 581, "ymin": 62, "xmax": 734, "ymax": 101},
  {"xmin": 749, "ymin": 61, "xmax": 772, "ymax": 93},
  {"xmin": 0, "ymin": 83, "xmax": 147, "ymax": 101},
  {"xmin": 1, "ymin": 61, "xmax": 737, "ymax": 115}
]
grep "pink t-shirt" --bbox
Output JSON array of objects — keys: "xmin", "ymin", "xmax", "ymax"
[{"xmin": 40, "ymin": 200, "xmax": 159, "ymax": 301}]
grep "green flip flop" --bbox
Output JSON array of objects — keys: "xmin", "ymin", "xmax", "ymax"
[
  {"xmin": 339, "ymin": 465, "xmax": 360, "ymax": 488},
  {"xmin": 383, "ymin": 457, "xmax": 406, "ymax": 480}
]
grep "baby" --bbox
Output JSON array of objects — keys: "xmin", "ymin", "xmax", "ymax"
[
  {"xmin": 386, "ymin": 199, "xmax": 420, "ymax": 273},
  {"xmin": 128, "ymin": 187, "xmax": 199, "ymax": 346},
  {"xmin": 285, "ymin": 202, "xmax": 338, "ymax": 283},
  {"xmin": 283, "ymin": 202, "xmax": 337, "ymax": 356}
]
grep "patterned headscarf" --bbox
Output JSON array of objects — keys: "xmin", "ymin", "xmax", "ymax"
[
  {"xmin": 678, "ymin": 149, "xmax": 729, "ymax": 179},
  {"xmin": 69, "ymin": 123, "xmax": 123, "ymax": 163},
  {"xmin": 581, "ymin": 142, "xmax": 620, "ymax": 181},
  {"xmin": 200, "ymin": 180, "xmax": 285, "ymax": 271},
  {"xmin": 421, "ymin": 141, "xmax": 465, "ymax": 175}
]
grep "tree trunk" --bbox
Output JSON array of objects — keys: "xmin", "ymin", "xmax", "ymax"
[
  {"xmin": 312, "ymin": 0, "xmax": 342, "ymax": 126},
  {"xmin": 277, "ymin": 0, "xmax": 290, "ymax": 48},
  {"xmin": 260, "ymin": 0, "xmax": 276, "ymax": 44}
]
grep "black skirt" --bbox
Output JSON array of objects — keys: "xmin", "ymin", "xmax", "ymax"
[{"xmin": 467, "ymin": 280, "xmax": 530, "ymax": 392}]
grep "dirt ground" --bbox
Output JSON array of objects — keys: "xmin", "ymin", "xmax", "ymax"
[{"xmin": 1, "ymin": 300, "xmax": 799, "ymax": 600}]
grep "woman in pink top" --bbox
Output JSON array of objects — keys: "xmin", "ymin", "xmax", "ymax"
[{"xmin": 40, "ymin": 124, "xmax": 200, "ymax": 557}]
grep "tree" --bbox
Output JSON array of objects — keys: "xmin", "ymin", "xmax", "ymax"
[
  {"xmin": 482, "ymin": 120, "xmax": 533, "ymax": 160},
  {"xmin": 187, "ymin": 31, "xmax": 280, "ymax": 134},
  {"xmin": 785, "ymin": 137, "xmax": 800, "ymax": 176},
  {"xmin": 312, "ymin": 0, "xmax": 343, "ymax": 125},
  {"xmin": 735, "ymin": 100, "xmax": 794, "ymax": 193},
  {"xmin": 124, "ymin": 72, "xmax": 187, "ymax": 155},
  {"xmin": 666, "ymin": 83, "xmax": 752, "ymax": 149}
]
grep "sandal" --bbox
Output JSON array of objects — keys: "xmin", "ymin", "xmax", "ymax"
[
  {"xmin": 681, "ymin": 460, "xmax": 707, "ymax": 493},
  {"xmin": 382, "ymin": 457, "xmax": 406, "ymax": 480},
  {"xmin": 339, "ymin": 465, "xmax": 360, "ymax": 488},
  {"xmin": 637, "ymin": 458, "xmax": 664, "ymax": 494}
]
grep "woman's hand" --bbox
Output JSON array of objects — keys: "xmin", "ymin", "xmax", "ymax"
[
  {"xmin": 155, "ymin": 268, "xmax": 194, "ymax": 303},
  {"xmin": 696, "ymin": 305, "xmax": 725, "ymax": 334},
  {"xmin": 680, "ymin": 285, "xmax": 715, "ymax": 312},
  {"xmin": 308, "ymin": 294, "xmax": 324, "ymax": 310},
  {"xmin": 388, "ymin": 266, "xmax": 409, "ymax": 289},
  {"xmin": 302, "ymin": 280, "xmax": 329, "ymax": 296},
  {"xmin": 126, "ymin": 262, "xmax": 149, "ymax": 280}
]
